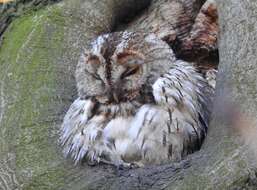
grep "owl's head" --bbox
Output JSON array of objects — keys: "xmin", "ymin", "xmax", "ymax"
[{"xmin": 76, "ymin": 31, "xmax": 175, "ymax": 106}]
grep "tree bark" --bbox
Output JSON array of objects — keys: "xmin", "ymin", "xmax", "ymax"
[
  {"xmin": 0, "ymin": 0, "xmax": 257, "ymax": 189},
  {"xmin": 0, "ymin": 0, "xmax": 61, "ymax": 45},
  {"xmin": 0, "ymin": 0, "xmax": 151, "ymax": 189}
]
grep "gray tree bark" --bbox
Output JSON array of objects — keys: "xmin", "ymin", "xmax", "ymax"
[{"xmin": 0, "ymin": 0, "xmax": 257, "ymax": 189}]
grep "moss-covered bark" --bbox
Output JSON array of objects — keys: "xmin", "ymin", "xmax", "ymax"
[
  {"xmin": 1, "ymin": 0, "xmax": 257, "ymax": 189},
  {"xmin": 0, "ymin": 0, "xmax": 60, "ymax": 45},
  {"xmin": 0, "ymin": 0, "xmax": 151, "ymax": 189}
]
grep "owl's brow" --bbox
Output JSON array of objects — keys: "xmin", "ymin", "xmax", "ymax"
[
  {"xmin": 90, "ymin": 34, "xmax": 125, "ymax": 87},
  {"xmin": 84, "ymin": 68, "xmax": 103, "ymax": 82}
]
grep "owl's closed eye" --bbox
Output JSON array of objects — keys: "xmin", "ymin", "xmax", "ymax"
[{"xmin": 60, "ymin": 31, "xmax": 214, "ymax": 167}]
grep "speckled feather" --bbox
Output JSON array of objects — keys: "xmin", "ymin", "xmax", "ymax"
[{"xmin": 60, "ymin": 31, "xmax": 214, "ymax": 167}]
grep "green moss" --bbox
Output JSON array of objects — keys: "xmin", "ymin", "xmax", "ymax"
[
  {"xmin": 0, "ymin": 6, "xmax": 69, "ymax": 189},
  {"xmin": 24, "ymin": 167, "xmax": 67, "ymax": 190}
]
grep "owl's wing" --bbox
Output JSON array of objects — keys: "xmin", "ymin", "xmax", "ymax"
[
  {"xmin": 128, "ymin": 60, "xmax": 214, "ymax": 164},
  {"xmin": 60, "ymin": 98, "xmax": 106, "ymax": 164},
  {"xmin": 152, "ymin": 60, "xmax": 214, "ymax": 136}
]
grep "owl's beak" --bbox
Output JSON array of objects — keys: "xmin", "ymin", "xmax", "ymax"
[
  {"xmin": 112, "ymin": 92, "xmax": 119, "ymax": 103},
  {"xmin": 105, "ymin": 87, "xmax": 120, "ymax": 104}
]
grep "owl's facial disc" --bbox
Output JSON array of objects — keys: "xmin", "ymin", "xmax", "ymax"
[
  {"xmin": 77, "ymin": 32, "xmax": 174, "ymax": 106},
  {"xmin": 85, "ymin": 50, "xmax": 150, "ymax": 105}
]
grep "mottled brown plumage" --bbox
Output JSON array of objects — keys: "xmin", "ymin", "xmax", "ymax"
[{"xmin": 60, "ymin": 31, "xmax": 215, "ymax": 167}]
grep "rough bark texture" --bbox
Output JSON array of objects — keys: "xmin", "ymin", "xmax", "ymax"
[
  {"xmin": 0, "ymin": 0, "xmax": 151, "ymax": 189},
  {"xmin": 0, "ymin": 0, "xmax": 257, "ymax": 189},
  {"xmin": 174, "ymin": 0, "xmax": 219, "ymax": 67},
  {"xmin": 0, "ymin": 0, "xmax": 60, "ymax": 45}
]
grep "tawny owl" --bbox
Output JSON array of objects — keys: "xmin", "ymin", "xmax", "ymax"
[{"xmin": 60, "ymin": 31, "xmax": 214, "ymax": 167}]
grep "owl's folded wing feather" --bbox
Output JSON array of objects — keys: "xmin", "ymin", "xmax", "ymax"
[
  {"xmin": 127, "ymin": 60, "xmax": 214, "ymax": 164},
  {"xmin": 60, "ymin": 98, "xmax": 106, "ymax": 164},
  {"xmin": 153, "ymin": 60, "xmax": 213, "ymax": 135}
]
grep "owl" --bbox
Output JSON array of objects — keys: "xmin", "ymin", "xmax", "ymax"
[{"xmin": 60, "ymin": 31, "xmax": 214, "ymax": 167}]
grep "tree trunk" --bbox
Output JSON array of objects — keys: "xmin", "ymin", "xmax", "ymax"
[
  {"xmin": 0, "ymin": 0, "xmax": 257, "ymax": 189},
  {"xmin": 0, "ymin": 0, "xmax": 151, "ymax": 189},
  {"xmin": 0, "ymin": 0, "xmax": 60, "ymax": 45}
]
